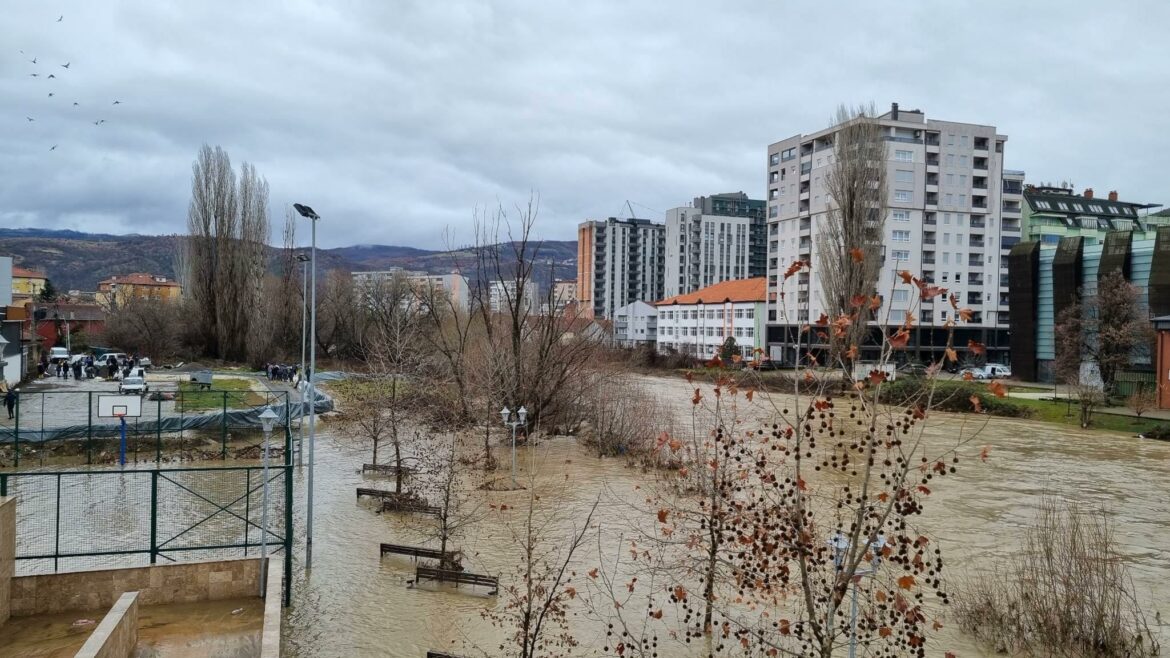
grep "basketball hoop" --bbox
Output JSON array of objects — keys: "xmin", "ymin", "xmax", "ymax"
[{"xmin": 112, "ymin": 404, "xmax": 128, "ymax": 418}]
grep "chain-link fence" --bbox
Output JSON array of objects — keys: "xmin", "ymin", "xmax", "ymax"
[
  {"xmin": 0, "ymin": 388, "xmax": 307, "ymax": 467},
  {"xmin": 1, "ymin": 462, "xmax": 294, "ymax": 604}
]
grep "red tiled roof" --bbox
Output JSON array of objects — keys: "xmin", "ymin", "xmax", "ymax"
[
  {"xmin": 656, "ymin": 277, "xmax": 767, "ymax": 306},
  {"xmin": 13, "ymin": 266, "xmax": 46, "ymax": 279},
  {"xmin": 98, "ymin": 273, "xmax": 180, "ymax": 288}
]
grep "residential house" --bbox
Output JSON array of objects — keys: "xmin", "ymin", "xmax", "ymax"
[
  {"xmin": 612, "ymin": 301, "xmax": 657, "ymax": 348},
  {"xmin": 96, "ymin": 273, "xmax": 182, "ymax": 308},
  {"xmin": 12, "ymin": 266, "xmax": 48, "ymax": 303},
  {"xmin": 656, "ymin": 278, "xmax": 766, "ymax": 360}
]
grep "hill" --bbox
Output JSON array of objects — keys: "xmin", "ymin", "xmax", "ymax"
[{"xmin": 0, "ymin": 229, "xmax": 578, "ymax": 292}]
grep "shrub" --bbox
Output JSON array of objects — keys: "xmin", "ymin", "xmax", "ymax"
[{"xmin": 879, "ymin": 378, "xmax": 1032, "ymax": 417}]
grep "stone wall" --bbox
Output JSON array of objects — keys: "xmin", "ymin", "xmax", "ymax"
[
  {"xmin": 74, "ymin": 591, "xmax": 139, "ymax": 658},
  {"xmin": 260, "ymin": 559, "xmax": 283, "ymax": 658},
  {"xmin": 10, "ymin": 557, "xmax": 262, "ymax": 617},
  {"xmin": 0, "ymin": 496, "xmax": 14, "ymax": 625}
]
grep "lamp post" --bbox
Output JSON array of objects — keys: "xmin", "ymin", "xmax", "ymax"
[
  {"xmin": 258, "ymin": 405, "xmax": 279, "ymax": 596},
  {"xmin": 295, "ymin": 252, "xmax": 311, "ymax": 467},
  {"xmin": 293, "ymin": 202, "xmax": 320, "ymax": 569},
  {"xmin": 499, "ymin": 405, "xmax": 527, "ymax": 487},
  {"xmin": 828, "ymin": 532, "xmax": 887, "ymax": 658}
]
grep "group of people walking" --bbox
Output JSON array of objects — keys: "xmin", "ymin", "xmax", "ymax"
[{"xmin": 266, "ymin": 363, "xmax": 300, "ymax": 383}]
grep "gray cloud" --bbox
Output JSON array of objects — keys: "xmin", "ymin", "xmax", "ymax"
[{"xmin": 2, "ymin": 0, "xmax": 1167, "ymax": 248}]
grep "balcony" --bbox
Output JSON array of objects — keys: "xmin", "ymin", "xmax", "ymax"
[
  {"xmin": 800, "ymin": 162, "xmax": 812, "ymax": 175},
  {"xmin": 926, "ymin": 153, "xmax": 940, "ymax": 166},
  {"xmin": 1002, "ymin": 180, "xmax": 1023, "ymax": 195},
  {"xmin": 967, "ymin": 292, "xmax": 983, "ymax": 305},
  {"xmin": 969, "ymin": 274, "xmax": 984, "ymax": 286},
  {"xmin": 923, "ymin": 237, "xmax": 936, "ymax": 245},
  {"xmin": 973, "ymin": 137, "xmax": 989, "ymax": 151},
  {"xmin": 925, "ymin": 132, "xmax": 941, "ymax": 146},
  {"xmin": 924, "ymin": 213, "xmax": 937, "ymax": 226},
  {"xmin": 969, "ymin": 217, "xmax": 986, "ymax": 229},
  {"xmin": 973, "ymin": 176, "xmax": 988, "ymax": 190},
  {"xmin": 1003, "ymin": 200, "xmax": 1022, "ymax": 214},
  {"xmin": 973, "ymin": 157, "xmax": 988, "ymax": 171},
  {"xmin": 1002, "ymin": 221, "xmax": 1021, "ymax": 233},
  {"xmin": 972, "ymin": 197, "xmax": 987, "ymax": 210},
  {"xmin": 799, "ymin": 218, "xmax": 811, "ymax": 231},
  {"xmin": 968, "ymin": 256, "xmax": 984, "ymax": 267},
  {"xmin": 923, "ymin": 254, "xmax": 936, "ymax": 265},
  {"xmin": 926, "ymin": 172, "xmax": 939, "ymax": 186}
]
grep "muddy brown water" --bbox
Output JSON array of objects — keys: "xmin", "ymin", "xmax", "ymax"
[
  {"xmin": 4, "ymin": 374, "xmax": 1168, "ymax": 656},
  {"xmin": 0, "ymin": 597, "xmax": 262, "ymax": 657}
]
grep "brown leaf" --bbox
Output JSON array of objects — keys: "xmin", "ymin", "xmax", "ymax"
[
  {"xmin": 904, "ymin": 311, "xmax": 916, "ymax": 329},
  {"xmin": 958, "ymin": 307, "xmax": 974, "ymax": 322},
  {"xmin": 869, "ymin": 369, "xmax": 888, "ymax": 384},
  {"xmin": 845, "ymin": 344, "xmax": 859, "ymax": 360},
  {"xmin": 945, "ymin": 347, "xmax": 958, "ymax": 363},
  {"xmin": 980, "ymin": 445, "xmax": 992, "ymax": 463},
  {"xmin": 962, "ymin": 371, "xmax": 975, "ymax": 381},
  {"xmin": 850, "ymin": 247, "xmax": 865, "ymax": 263},
  {"xmin": 917, "ymin": 484, "xmax": 932, "ymax": 495},
  {"xmin": 565, "ymin": 586, "xmax": 577, "ymax": 599},
  {"xmin": 588, "ymin": 568, "xmax": 598, "ymax": 579},
  {"xmin": 949, "ymin": 292, "xmax": 959, "ymax": 310},
  {"xmin": 650, "ymin": 609, "xmax": 663, "ymax": 619},
  {"xmin": 745, "ymin": 389, "xmax": 755, "ymax": 402},
  {"xmin": 673, "ymin": 585, "xmax": 687, "ymax": 601},
  {"xmin": 988, "ymin": 379, "xmax": 1007, "ymax": 398},
  {"xmin": 850, "ymin": 294, "xmax": 868, "ymax": 308},
  {"xmin": 657, "ymin": 509, "xmax": 669, "ymax": 523},
  {"xmin": 899, "ymin": 270, "xmax": 914, "ymax": 284},
  {"xmin": 691, "ymin": 388, "xmax": 702, "ymax": 405},
  {"xmin": 869, "ymin": 295, "xmax": 882, "ymax": 311},
  {"xmin": 969, "ymin": 394, "xmax": 982, "ymax": 412},
  {"xmin": 889, "ymin": 329, "xmax": 910, "ymax": 349},
  {"xmin": 815, "ymin": 312, "xmax": 829, "ymax": 326},
  {"xmin": 879, "ymin": 626, "xmax": 893, "ymax": 638},
  {"xmin": 897, "ymin": 575, "xmax": 916, "ymax": 590}
]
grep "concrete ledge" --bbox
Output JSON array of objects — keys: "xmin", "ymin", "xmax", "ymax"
[
  {"xmin": 74, "ymin": 591, "xmax": 138, "ymax": 658},
  {"xmin": 260, "ymin": 558, "xmax": 283, "ymax": 658},
  {"xmin": 11, "ymin": 557, "xmax": 262, "ymax": 617}
]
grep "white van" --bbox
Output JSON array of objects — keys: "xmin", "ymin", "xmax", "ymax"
[
  {"xmin": 981, "ymin": 363, "xmax": 1012, "ymax": 379},
  {"xmin": 49, "ymin": 346, "xmax": 70, "ymax": 362}
]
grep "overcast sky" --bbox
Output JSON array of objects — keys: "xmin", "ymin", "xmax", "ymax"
[{"xmin": 2, "ymin": 1, "xmax": 1167, "ymax": 249}]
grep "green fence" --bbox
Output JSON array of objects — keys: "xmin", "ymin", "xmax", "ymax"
[
  {"xmin": 1114, "ymin": 370, "xmax": 1157, "ymax": 398},
  {"xmin": 0, "ymin": 388, "xmax": 299, "ymax": 468},
  {"xmin": 0, "ymin": 461, "xmax": 294, "ymax": 604}
]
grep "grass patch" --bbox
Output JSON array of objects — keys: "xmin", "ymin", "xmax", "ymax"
[
  {"xmin": 1005, "ymin": 396, "xmax": 1162, "ymax": 435},
  {"xmin": 178, "ymin": 377, "xmax": 267, "ymax": 412}
]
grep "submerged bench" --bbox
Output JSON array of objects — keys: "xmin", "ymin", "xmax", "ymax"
[
  {"xmin": 426, "ymin": 651, "xmax": 466, "ymax": 658},
  {"xmin": 381, "ymin": 499, "xmax": 441, "ymax": 516},
  {"xmin": 415, "ymin": 565, "xmax": 498, "ymax": 595},
  {"xmin": 379, "ymin": 543, "xmax": 463, "ymax": 569},
  {"xmin": 362, "ymin": 463, "xmax": 416, "ymax": 475}
]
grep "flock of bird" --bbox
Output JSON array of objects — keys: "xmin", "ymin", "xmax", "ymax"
[{"xmin": 21, "ymin": 13, "xmax": 122, "ymax": 152}]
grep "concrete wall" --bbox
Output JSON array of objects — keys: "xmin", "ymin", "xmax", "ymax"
[
  {"xmin": 10, "ymin": 557, "xmax": 262, "ymax": 617},
  {"xmin": 0, "ymin": 496, "xmax": 14, "ymax": 625},
  {"xmin": 74, "ymin": 591, "xmax": 139, "ymax": 658},
  {"xmin": 260, "ymin": 559, "xmax": 283, "ymax": 658}
]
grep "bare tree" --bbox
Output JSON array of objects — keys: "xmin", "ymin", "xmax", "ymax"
[
  {"xmin": 422, "ymin": 435, "xmax": 484, "ymax": 567},
  {"xmin": 315, "ymin": 269, "xmax": 359, "ymax": 359},
  {"xmin": 817, "ymin": 103, "xmax": 889, "ymax": 357},
  {"xmin": 100, "ymin": 296, "xmax": 182, "ymax": 359},
  {"xmin": 1128, "ymin": 385, "xmax": 1155, "ymax": 419},
  {"xmin": 183, "ymin": 144, "xmax": 271, "ymax": 362}
]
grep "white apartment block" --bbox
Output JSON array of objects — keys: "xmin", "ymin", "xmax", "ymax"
[
  {"xmin": 655, "ymin": 278, "xmax": 766, "ymax": 359},
  {"xmin": 577, "ymin": 217, "xmax": 665, "ymax": 319},
  {"xmin": 764, "ymin": 103, "xmax": 1018, "ymax": 365},
  {"xmin": 664, "ymin": 192, "xmax": 767, "ymax": 298},
  {"xmin": 612, "ymin": 300, "xmax": 657, "ymax": 348},
  {"xmin": 352, "ymin": 269, "xmax": 470, "ymax": 312},
  {"xmin": 487, "ymin": 279, "xmax": 539, "ymax": 314}
]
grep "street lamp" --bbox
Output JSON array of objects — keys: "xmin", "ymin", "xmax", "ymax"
[
  {"xmin": 258, "ymin": 405, "xmax": 279, "ymax": 596},
  {"xmin": 500, "ymin": 405, "xmax": 527, "ymax": 487},
  {"xmin": 293, "ymin": 202, "xmax": 320, "ymax": 569},
  {"xmin": 828, "ymin": 532, "xmax": 887, "ymax": 658},
  {"xmin": 295, "ymin": 252, "xmax": 311, "ymax": 467}
]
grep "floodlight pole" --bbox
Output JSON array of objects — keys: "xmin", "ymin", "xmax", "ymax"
[
  {"xmin": 294, "ymin": 203, "xmax": 321, "ymax": 570},
  {"xmin": 297, "ymin": 255, "xmax": 310, "ymax": 467}
]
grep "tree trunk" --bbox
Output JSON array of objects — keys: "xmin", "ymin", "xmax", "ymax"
[{"xmin": 394, "ymin": 442, "xmax": 403, "ymax": 494}]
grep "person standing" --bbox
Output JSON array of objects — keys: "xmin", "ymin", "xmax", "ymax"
[{"xmin": 4, "ymin": 388, "xmax": 15, "ymax": 420}]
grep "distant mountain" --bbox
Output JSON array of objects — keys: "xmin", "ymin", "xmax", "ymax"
[{"xmin": 0, "ymin": 229, "xmax": 578, "ymax": 292}]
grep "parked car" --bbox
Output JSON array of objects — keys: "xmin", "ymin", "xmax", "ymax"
[
  {"xmin": 138, "ymin": 357, "xmax": 152, "ymax": 370},
  {"xmin": 119, "ymin": 376, "xmax": 149, "ymax": 396},
  {"xmin": 957, "ymin": 367, "xmax": 986, "ymax": 380},
  {"xmin": 49, "ymin": 346, "xmax": 70, "ymax": 363},
  {"xmin": 897, "ymin": 362, "xmax": 930, "ymax": 377}
]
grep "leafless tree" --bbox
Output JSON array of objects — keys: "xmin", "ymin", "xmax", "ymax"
[
  {"xmin": 422, "ymin": 435, "xmax": 484, "ymax": 566},
  {"xmin": 315, "ymin": 269, "xmax": 359, "ymax": 359},
  {"xmin": 99, "ymin": 295, "xmax": 182, "ymax": 359},
  {"xmin": 183, "ymin": 144, "xmax": 271, "ymax": 362},
  {"xmin": 817, "ymin": 104, "xmax": 889, "ymax": 357}
]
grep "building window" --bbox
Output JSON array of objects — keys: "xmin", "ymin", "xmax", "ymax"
[
  {"xmin": 891, "ymin": 249, "xmax": 910, "ymax": 260},
  {"xmin": 945, "ymin": 193, "xmax": 954, "ymax": 205},
  {"xmin": 956, "ymin": 213, "xmax": 964, "ymax": 226},
  {"xmin": 959, "ymin": 194, "xmax": 967, "ymax": 206},
  {"xmin": 894, "ymin": 150, "xmax": 913, "ymax": 162},
  {"xmin": 892, "ymin": 230, "xmax": 911, "ymax": 242},
  {"xmin": 894, "ymin": 190, "xmax": 913, "ymax": 202},
  {"xmin": 960, "ymin": 135, "xmax": 968, "ymax": 147},
  {"xmin": 960, "ymin": 155, "xmax": 969, "ymax": 168},
  {"xmin": 946, "ymin": 154, "xmax": 955, "ymax": 167},
  {"xmin": 770, "ymin": 153, "xmax": 780, "ymax": 166},
  {"xmin": 892, "ymin": 289, "xmax": 908, "ymax": 303},
  {"xmin": 946, "ymin": 173, "xmax": 955, "ymax": 185},
  {"xmin": 943, "ymin": 233, "xmax": 951, "ymax": 245},
  {"xmin": 946, "ymin": 133, "xmax": 955, "ymax": 146},
  {"xmin": 770, "ymin": 171, "xmax": 778, "ymax": 183},
  {"xmin": 745, "ymin": 327, "xmax": 754, "ymax": 338},
  {"xmin": 943, "ymin": 253, "xmax": 951, "ymax": 264},
  {"xmin": 892, "ymin": 210, "xmax": 910, "ymax": 222},
  {"xmin": 895, "ymin": 169, "xmax": 914, "ymax": 183},
  {"xmin": 960, "ymin": 174, "xmax": 967, "ymax": 187},
  {"xmin": 769, "ymin": 205, "xmax": 778, "ymax": 218},
  {"xmin": 770, "ymin": 189, "xmax": 778, "ymax": 200},
  {"xmin": 745, "ymin": 308, "xmax": 754, "ymax": 319},
  {"xmin": 941, "ymin": 272, "xmax": 949, "ymax": 283}
]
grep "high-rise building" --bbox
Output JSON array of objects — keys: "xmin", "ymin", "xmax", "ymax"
[
  {"xmin": 577, "ymin": 217, "xmax": 665, "ymax": 319},
  {"xmin": 664, "ymin": 192, "xmax": 766, "ymax": 298},
  {"xmin": 765, "ymin": 103, "xmax": 1017, "ymax": 365},
  {"xmin": 352, "ymin": 269, "xmax": 470, "ymax": 312}
]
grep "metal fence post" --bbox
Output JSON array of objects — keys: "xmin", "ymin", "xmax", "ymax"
[
  {"xmin": 156, "ymin": 397, "xmax": 162, "ymax": 464},
  {"xmin": 283, "ymin": 391, "xmax": 293, "ymax": 606},
  {"xmin": 150, "ymin": 470, "xmax": 158, "ymax": 564},
  {"xmin": 54, "ymin": 473, "xmax": 62, "ymax": 572},
  {"xmin": 0, "ymin": 473, "xmax": 6, "ymax": 497},
  {"xmin": 243, "ymin": 469, "xmax": 252, "ymax": 556},
  {"xmin": 221, "ymin": 392, "xmax": 228, "ymax": 460},
  {"xmin": 87, "ymin": 391, "xmax": 93, "ymax": 465}
]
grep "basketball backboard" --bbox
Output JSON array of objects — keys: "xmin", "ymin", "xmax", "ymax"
[{"xmin": 98, "ymin": 394, "xmax": 143, "ymax": 419}]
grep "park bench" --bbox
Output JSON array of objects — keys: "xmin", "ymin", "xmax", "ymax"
[
  {"xmin": 380, "ymin": 498, "xmax": 441, "ymax": 516},
  {"xmin": 362, "ymin": 463, "xmax": 416, "ymax": 476},
  {"xmin": 415, "ymin": 565, "xmax": 498, "ymax": 595},
  {"xmin": 379, "ymin": 543, "xmax": 463, "ymax": 569},
  {"xmin": 426, "ymin": 651, "xmax": 466, "ymax": 658}
]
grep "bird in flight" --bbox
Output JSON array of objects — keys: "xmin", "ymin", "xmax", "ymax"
[
  {"xmin": 61, "ymin": 62, "xmax": 70, "ymax": 69},
  {"xmin": 47, "ymin": 74, "xmax": 55, "ymax": 79},
  {"xmin": 112, "ymin": 100, "xmax": 121, "ymax": 105},
  {"xmin": 29, "ymin": 73, "xmax": 38, "ymax": 77},
  {"xmin": 50, "ymin": 145, "xmax": 57, "ymax": 151},
  {"xmin": 26, "ymin": 117, "xmax": 34, "ymax": 122},
  {"xmin": 48, "ymin": 92, "xmax": 54, "ymax": 97},
  {"xmin": 93, "ymin": 119, "xmax": 105, "ymax": 125},
  {"xmin": 57, "ymin": 15, "xmax": 63, "ymax": 22},
  {"xmin": 29, "ymin": 57, "xmax": 36, "ymax": 64},
  {"xmin": 73, "ymin": 102, "xmax": 79, "ymax": 106}
]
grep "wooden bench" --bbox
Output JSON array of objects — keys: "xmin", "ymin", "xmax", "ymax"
[
  {"xmin": 379, "ymin": 543, "xmax": 463, "ymax": 569},
  {"xmin": 362, "ymin": 463, "xmax": 416, "ymax": 476},
  {"xmin": 380, "ymin": 499, "xmax": 441, "ymax": 516},
  {"xmin": 415, "ymin": 566, "xmax": 498, "ymax": 595}
]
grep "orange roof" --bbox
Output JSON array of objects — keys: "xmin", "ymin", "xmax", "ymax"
[
  {"xmin": 13, "ymin": 266, "xmax": 46, "ymax": 280},
  {"xmin": 98, "ymin": 273, "xmax": 180, "ymax": 288},
  {"xmin": 656, "ymin": 277, "xmax": 766, "ymax": 306}
]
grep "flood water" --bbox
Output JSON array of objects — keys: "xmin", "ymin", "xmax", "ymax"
[
  {"xmin": 5, "ymin": 373, "xmax": 1169, "ymax": 656},
  {"xmin": 0, "ymin": 597, "xmax": 262, "ymax": 657},
  {"xmin": 278, "ymin": 375, "xmax": 1170, "ymax": 657}
]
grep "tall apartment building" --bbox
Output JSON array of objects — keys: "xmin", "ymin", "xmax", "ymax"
[
  {"xmin": 352, "ymin": 269, "xmax": 470, "ymax": 312},
  {"xmin": 664, "ymin": 192, "xmax": 766, "ymax": 298},
  {"xmin": 765, "ymin": 104, "xmax": 1018, "ymax": 365},
  {"xmin": 577, "ymin": 217, "xmax": 665, "ymax": 319}
]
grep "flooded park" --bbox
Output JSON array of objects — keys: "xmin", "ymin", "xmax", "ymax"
[{"xmin": 3, "ymin": 373, "xmax": 1169, "ymax": 656}]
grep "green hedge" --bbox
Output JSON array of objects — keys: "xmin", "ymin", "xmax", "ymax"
[{"xmin": 879, "ymin": 378, "xmax": 1032, "ymax": 418}]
